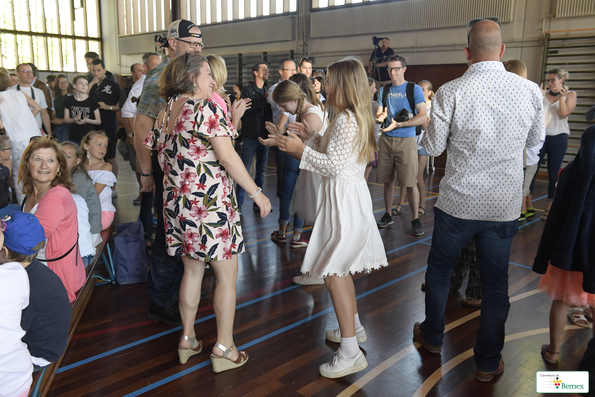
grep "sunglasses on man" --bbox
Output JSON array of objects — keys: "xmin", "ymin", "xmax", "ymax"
[{"xmin": 466, "ymin": 17, "xmax": 501, "ymax": 46}]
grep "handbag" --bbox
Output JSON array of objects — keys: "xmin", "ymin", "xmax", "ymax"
[{"xmin": 112, "ymin": 222, "xmax": 148, "ymax": 285}]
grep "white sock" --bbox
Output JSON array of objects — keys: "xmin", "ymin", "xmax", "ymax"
[
  {"xmin": 354, "ymin": 313, "xmax": 362, "ymax": 329},
  {"xmin": 293, "ymin": 234, "xmax": 301, "ymax": 241},
  {"xmin": 340, "ymin": 336, "xmax": 360, "ymax": 359}
]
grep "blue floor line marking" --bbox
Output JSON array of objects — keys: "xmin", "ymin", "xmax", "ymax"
[
  {"xmin": 509, "ymin": 261, "xmax": 532, "ymax": 269},
  {"xmin": 124, "ymin": 266, "xmax": 428, "ymax": 396},
  {"xmin": 57, "ymin": 285, "xmax": 301, "ymax": 373}
]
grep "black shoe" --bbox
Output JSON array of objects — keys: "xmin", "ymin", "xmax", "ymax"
[
  {"xmin": 518, "ymin": 213, "xmax": 527, "ymax": 223},
  {"xmin": 200, "ymin": 288, "xmax": 208, "ymax": 300},
  {"xmin": 377, "ymin": 213, "xmax": 394, "ymax": 228},
  {"xmin": 411, "ymin": 218, "xmax": 424, "ymax": 236},
  {"xmin": 148, "ymin": 302, "xmax": 182, "ymax": 325}
]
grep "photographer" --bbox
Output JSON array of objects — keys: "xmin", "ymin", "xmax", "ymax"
[
  {"xmin": 368, "ymin": 37, "xmax": 394, "ymax": 88},
  {"xmin": 374, "ymin": 55, "xmax": 427, "ymax": 236}
]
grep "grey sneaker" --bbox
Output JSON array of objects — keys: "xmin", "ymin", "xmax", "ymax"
[
  {"xmin": 377, "ymin": 213, "xmax": 394, "ymax": 228},
  {"xmin": 411, "ymin": 218, "xmax": 424, "ymax": 236}
]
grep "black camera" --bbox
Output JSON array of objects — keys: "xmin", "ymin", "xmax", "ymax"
[
  {"xmin": 155, "ymin": 35, "xmax": 167, "ymax": 46},
  {"xmin": 372, "ymin": 36, "xmax": 383, "ymax": 46}
]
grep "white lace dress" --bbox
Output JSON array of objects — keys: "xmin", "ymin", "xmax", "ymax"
[
  {"xmin": 289, "ymin": 105, "xmax": 327, "ymax": 224},
  {"xmin": 299, "ymin": 110, "xmax": 388, "ymax": 276}
]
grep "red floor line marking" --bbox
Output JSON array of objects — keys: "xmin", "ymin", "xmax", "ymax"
[{"xmin": 73, "ymin": 278, "xmax": 295, "ymax": 339}]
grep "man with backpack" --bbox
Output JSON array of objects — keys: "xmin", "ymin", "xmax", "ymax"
[{"xmin": 375, "ymin": 54, "xmax": 428, "ymax": 236}]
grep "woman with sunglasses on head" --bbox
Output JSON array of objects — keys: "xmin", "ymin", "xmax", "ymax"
[
  {"xmin": 538, "ymin": 68, "xmax": 577, "ymax": 221},
  {"xmin": 276, "ymin": 57, "xmax": 388, "ymax": 378},
  {"xmin": 145, "ymin": 53, "xmax": 271, "ymax": 372}
]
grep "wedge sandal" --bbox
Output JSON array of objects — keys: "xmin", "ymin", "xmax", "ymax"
[{"xmin": 211, "ymin": 343, "xmax": 249, "ymax": 373}]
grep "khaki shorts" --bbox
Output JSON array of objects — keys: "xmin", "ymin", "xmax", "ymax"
[{"xmin": 376, "ymin": 134, "xmax": 418, "ymax": 187}]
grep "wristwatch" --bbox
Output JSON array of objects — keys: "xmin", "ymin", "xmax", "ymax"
[
  {"xmin": 397, "ymin": 122, "xmax": 402, "ymax": 128},
  {"xmin": 109, "ymin": 105, "xmax": 113, "ymax": 111}
]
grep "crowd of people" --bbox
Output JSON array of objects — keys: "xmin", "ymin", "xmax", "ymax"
[{"xmin": 1, "ymin": 15, "xmax": 594, "ymax": 397}]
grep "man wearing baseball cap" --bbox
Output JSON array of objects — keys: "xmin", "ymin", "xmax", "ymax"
[
  {"xmin": 0, "ymin": 212, "xmax": 71, "ymax": 372},
  {"xmin": 134, "ymin": 19, "xmax": 206, "ymax": 325}
]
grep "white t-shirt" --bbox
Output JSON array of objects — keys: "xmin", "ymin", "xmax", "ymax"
[
  {"xmin": 0, "ymin": 90, "xmax": 43, "ymax": 143},
  {"xmin": 121, "ymin": 75, "xmax": 146, "ymax": 119},
  {"xmin": 7, "ymin": 84, "xmax": 48, "ymax": 128},
  {"xmin": 0, "ymin": 262, "xmax": 32, "ymax": 397}
]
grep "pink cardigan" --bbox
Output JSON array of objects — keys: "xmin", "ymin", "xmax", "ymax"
[{"xmin": 34, "ymin": 185, "xmax": 85, "ymax": 303}]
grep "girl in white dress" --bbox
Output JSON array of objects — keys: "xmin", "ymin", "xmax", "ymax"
[
  {"xmin": 277, "ymin": 57, "xmax": 388, "ymax": 378},
  {"xmin": 82, "ymin": 131, "xmax": 116, "ymax": 230}
]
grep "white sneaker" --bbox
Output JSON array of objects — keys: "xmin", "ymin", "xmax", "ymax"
[
  {"xmin": 326, "ymin": 325, "xmax": 367, "ymax": 343},
  {"xmin": 319, "ymin": 348, "xmax": 368, "ymax": 378},
  {"xmin": 293, "ymin": 273, "xmax": 325, "ymax": 285}
]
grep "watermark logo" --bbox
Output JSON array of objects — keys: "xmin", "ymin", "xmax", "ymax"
[{"xmin": 537, "ymin": 372, "xmax": 589, "ymax": 393}]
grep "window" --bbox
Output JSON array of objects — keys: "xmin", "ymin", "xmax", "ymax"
[
  {"xmin": 0, "ymin": 0, "xmax": 101, "ymax": 72},
  {"xmin": 312, "ymin": 0, "xmax": 377, "ymax": 9},
  {"xmin": 117, "ymin": 0, "xmax": 171, "ymax": 36},
  {"xmin": 180, "ymin": 0, "xmax": 297, "ymax": 26}
]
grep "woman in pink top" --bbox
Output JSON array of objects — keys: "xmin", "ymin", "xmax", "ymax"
[
  {"xmin": 205, "ymin": 54, "xmax": 250, "ymax": 130},
  {"xmin": 19, "ymin": 137, "xmax": 85, "ymax": 303}
]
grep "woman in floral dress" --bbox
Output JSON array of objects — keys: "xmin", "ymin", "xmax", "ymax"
[{"xmin": 146, "ymin": 54, "xmax": 271, "ymax": 372}]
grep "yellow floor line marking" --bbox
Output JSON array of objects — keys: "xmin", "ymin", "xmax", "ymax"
[
  {"xmin": 338, "ymin": 288, "xmax": 543, "ymax": 396},
  {"xmin": 411, "ymin": 325, "xmax": 582, "ymax": 397}
]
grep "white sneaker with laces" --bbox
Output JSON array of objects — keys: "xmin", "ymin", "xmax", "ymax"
[
  {"xmin": 326, "ymin": 325, "xmax": 367, "ymax": 343},
  {"xmin": 292, "ymin": 273, "xmax": 325, "ymax": 285},
  {"xmin": 319, "ymin": 348, "xmax": 368, "ymax": 378}
]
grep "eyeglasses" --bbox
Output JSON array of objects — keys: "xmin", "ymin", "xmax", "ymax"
[
  {"xmin": 298, "ymin": 57, "xmax": 312, "ymax": 65},
  {"xmin": 467, "ymin": 17, "xmax": 501, "ymax": 46},
  {"xmin": 20, "ymin": 70, "xmax": 33, "ymax": 74},
  {"xmin": 176, "ymin": 38, "xmax": 205, "ymax": 50},
  {"xmin": 0, "ymin": 147, "xmax": 11, "ymax": 151},
  {"xmin": 546, "ymin": 78, "xmax": 558, "ymax": 83},
  {"xmin": 387, "ymin": 66, "xmax": 405, "ymax": 72}
]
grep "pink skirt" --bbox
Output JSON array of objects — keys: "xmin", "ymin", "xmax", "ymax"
[
  {"xmin": 538, "ymin": 264, "xmax": 595, "ymax": 306},
  {"xmin": 101, "ymin": 211, "xmax": 114, "ymax": 231}
]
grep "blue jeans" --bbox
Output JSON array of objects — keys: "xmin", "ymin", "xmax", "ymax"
[
  {"xmin": 536, "ymin": 134, "xmax": 568, "ymax": 201},
  {"xmin": 147, "ymin": 153, "xmax": 184, "ymax": 308},
  {"xmin": 54, "ymin": 123, "xmax": 71, "ymax": 143},
  {"xmin": 236, "ymin": 138, "xmax": 269, "ymax": 208},
  {"xmin": 140, "ymin": 191, "xmax": 154, "ymax": 240},
  {"xmin": 279, "ymin": 155, "xmax": 304, "ymax": 233},
  {"xmin": 420, "ymin": 207, "xmax": 518, "ymax": 372}
]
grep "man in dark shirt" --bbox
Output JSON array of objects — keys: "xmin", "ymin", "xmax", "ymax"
[
  {"xmin": 0, "ymin": 212, "xmax": 71, "ymax": 371},
  {"xmin": 88, "ymin": 58, "xmax": 121, "ymax": 195},
  {"xmin": 84, "ymin": 51, "xmax": 117, "ymax": 83},
  {"xmin": 237, "ymin": 62, "xmax": 273, "ymax": 210},
  {"xmin": 368, "ymin": 37, "xmax": 395, "ymax": 87}
]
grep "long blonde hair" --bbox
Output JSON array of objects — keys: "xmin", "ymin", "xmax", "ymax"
[
  {"xmin": 326, "ymin": 57, "xmax": 376, "ymax": 163},
  {"xmin": 206, "ymin": 54, "xmax": 228, "ymax": 93},
  {"xmin": 273, "ymin": 80, "xmax": 306, "ymax": 122}
]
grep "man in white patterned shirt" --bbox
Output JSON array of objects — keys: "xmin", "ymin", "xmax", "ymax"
[{"xmin": 414, "ymin": 19, "xmax": 544, "ymax": 382}]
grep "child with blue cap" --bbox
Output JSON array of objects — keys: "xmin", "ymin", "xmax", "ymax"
[{"xmin": 0, "ymin": 212, "xmax": 71, "ymax": 390}]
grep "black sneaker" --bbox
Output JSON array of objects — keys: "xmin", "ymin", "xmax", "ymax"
[
  {"xmin": 411, "ymin": 218, "xmax": 424, "ymax": 236},
  {"xmin": 377, "ymin": 213, "xmax": 394, "ymax": 228},
  {"xmin": 148, "ymin": 302, "xmax": 182, "ymax": 325},
  {"xmin": 518, "ymin": 213, "xmax": 527, "ymax": 223}
]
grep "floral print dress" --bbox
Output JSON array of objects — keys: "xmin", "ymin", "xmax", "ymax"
[{"xmin": 145, "ymin": 96, "xmax": 244, "ymax": 262}]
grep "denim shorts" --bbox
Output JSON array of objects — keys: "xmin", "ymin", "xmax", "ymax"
[{"xmin": 418, "ymin": 147, "xmax": 430, "ymax": 157}]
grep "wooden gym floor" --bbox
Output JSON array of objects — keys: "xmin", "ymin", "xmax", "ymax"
[{"xmin": 48, "ymin": 153, "xmax": 593, "ymax": 397}]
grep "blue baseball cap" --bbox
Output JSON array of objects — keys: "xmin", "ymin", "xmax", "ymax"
[{"xmin": 2, "ymin": 212, "xmax": 46, "ymax": 255}]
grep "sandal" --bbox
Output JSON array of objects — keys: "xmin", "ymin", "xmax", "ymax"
[
  {"xmin": 391, "ymin": 204, "xmax": 404, "ymax": 216},
  {"xmin": 211, "ymin": 342, "xmax": 249, "ymax": 373},
  {"xmin": 462, "ymin": 297, "xmax": 482, "ymax": 308},
  {"xmin": 541, "ymin": 344, "xmax": 559, "ymax": 364},
  {"xmin": 541, "ymin": 210, "xmax": 549, "ymax": 221},
  {"xmin": 418, "ymin": 206, "xmax": 426, "ymax": 217},
  {"xmin": 584, "ymin": 306, "xmax": 593, "ymax": 321},
  {"xmin": 568, "ymin": 308, "xmax": 593, "ymax": 329},
  {"xmin": 178, "ymin": 335, "xmax": 203, "ymax": 364}
]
